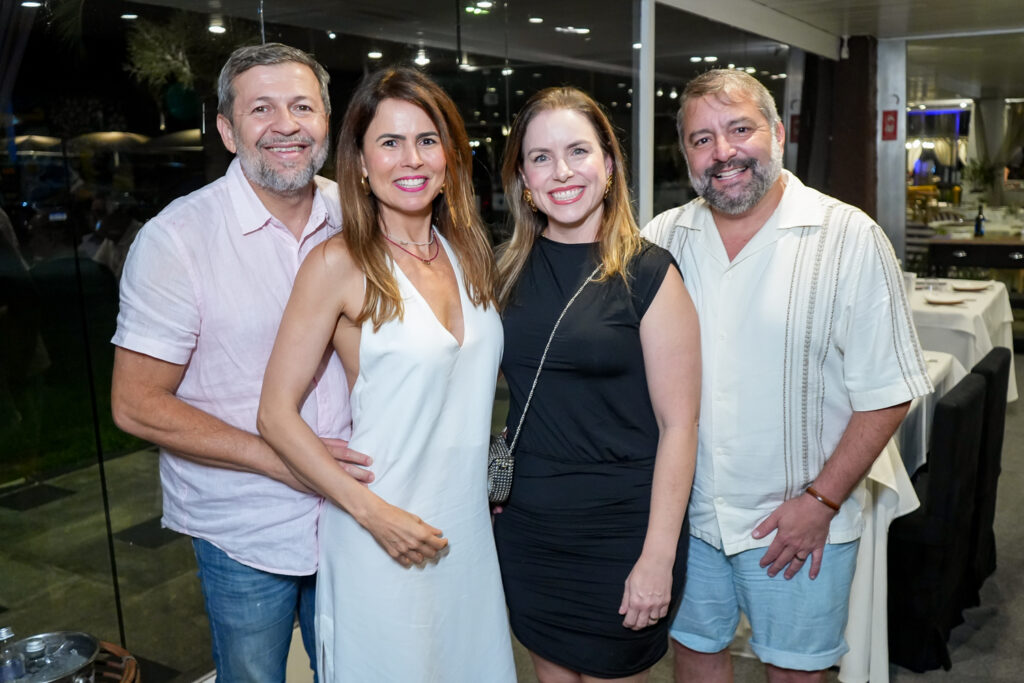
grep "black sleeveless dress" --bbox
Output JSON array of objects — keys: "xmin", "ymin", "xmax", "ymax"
[{"xmin": 493, "ymin": 236, "xmax": 688, "ymax": 678}]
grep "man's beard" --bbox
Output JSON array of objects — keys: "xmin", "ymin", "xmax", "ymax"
[
  {"xmin": 234, "ymin": 131, "xmax": 329, "ymax": 195},
  {"xmin": 688, "ymin": 136, "xmax": 783, "ymax": 215}
]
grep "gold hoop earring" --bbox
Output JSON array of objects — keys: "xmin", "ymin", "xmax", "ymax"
[
  {"xmin": 360, "ymin": 176, "xmax": 371, "ymax": 196},
  {"xmin": 523, "ymin": 188, "xmax": 538, "ymax": 213},
  {"xmin": 604, "ymin": 174, "xmax": 613, "ymax": 199}
]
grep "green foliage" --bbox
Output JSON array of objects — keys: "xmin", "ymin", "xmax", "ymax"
[
  {"xmin": 963, "ymin": 159, "xmax": 997, "ymax": 190},
  {"xmin": 125, "ymin": 16, "xmax": 197, "ymax": 92},
  {"xmin": 124, "ymin": 13, "xmax": 258, "ymax": 101}
]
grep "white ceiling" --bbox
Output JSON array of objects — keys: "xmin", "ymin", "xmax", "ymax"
[{"xmin": 133, "ymin": 0, "xmax": 1024, "ymax": 101}]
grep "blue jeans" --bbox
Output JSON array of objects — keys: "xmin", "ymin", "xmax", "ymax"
[{"xmin": 192, "ymin": 538, "xmax": 317, "ymax": 683}]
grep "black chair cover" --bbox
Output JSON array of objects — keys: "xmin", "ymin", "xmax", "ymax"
[
  {"xmin": 960, "ymin": 347, "xmax": 1011, "ymax": 609},
  {"xmin": 888, "ymin": 373, "xmax": 986, "ymax": 672}
]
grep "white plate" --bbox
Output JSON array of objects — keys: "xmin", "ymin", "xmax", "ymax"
[
  {"xmin": 924, "ymin": 293, "xmax": 968, "ymax": 305},
  {"xmin": 951, "ymin": 281, "xmax": 990, "ymax": 292}
]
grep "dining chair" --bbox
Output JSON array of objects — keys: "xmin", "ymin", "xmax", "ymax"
[
  {"xmin": 888, "ymin": 372, "xmax": 986, "ymax": 673},
  {"xmin": 961, "ymin": 346, "xmax": 1012, "ymax": 609}
]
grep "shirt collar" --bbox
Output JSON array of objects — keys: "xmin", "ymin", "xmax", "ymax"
[{"xmin": 226, "ymin": 158, "xmax": 341, "ymax": 240}]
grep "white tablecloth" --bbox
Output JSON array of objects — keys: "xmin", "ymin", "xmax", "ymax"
[
  {"xmin": 911, "ymin": 280, "xmax": 1017, "ymax": 402},
  {"xmin": 838, "ymin": 439, "xmax": 920, "ymax": 683}
]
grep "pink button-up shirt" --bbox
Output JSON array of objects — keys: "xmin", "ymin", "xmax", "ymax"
[{"xmin": 113, "ymin": 159, "xmax": 351, "ymax": 575}]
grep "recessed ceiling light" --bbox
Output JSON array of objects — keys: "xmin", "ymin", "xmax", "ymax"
[
  {"xmin": 632, "ymin": 42, "xmax": 642, "ymax": 50},
  {"xmin": 554, "ymin": 26, "xmax": 590, "ymax": 35},
  {"xmin": 327, "ymin": 31, "xmax": 337, "ymax": 40},
  {"xmin": 414, "ymin": 49, "xmax": 430, "ymax": 66},
  {"xmin": 669, "ymin": 88, "xmax": 678, "ymax": 100},
  {"xmin": 529, "ymin": 17, "xmax": 544, "ymax": 24},
  {"xmin": 477, "ymin": 1, "xmax": 493, "ymax": 7},
  {"xmin": 121, "ymin": 14, "xmax": 138, "ymax": 20},
  {"xmin": 208, "ymin": 16, "xmax": 227, "ymax": 34},
  {"xmin": 704, "ymin": 56, "xmax": 718, "ymax": 62},
  {"xmin": 744, "ymin": 67, "xmax": 756, "ymax": 74},
  {"xmin": 689, "ymin": 56, "xmax": 702, "ymax": 63},
  {"xmin": 368, "ymin": 50, "xmax": 383, "ymax": 59},
  {"xmin": 656, "ymin": 88, "xmax": 664, "ymax": 97},
  {"xmin": 22, "ymin": 1, "xmax": 42, "ymax": 7},
  {"xmin": 502, "ymin": 67, "xmax": 513, "ymax": 76}
]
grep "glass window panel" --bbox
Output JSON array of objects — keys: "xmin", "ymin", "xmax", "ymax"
[{"xmin": 652, "ymin": 4, "xmax": 790, "ymax": 216}]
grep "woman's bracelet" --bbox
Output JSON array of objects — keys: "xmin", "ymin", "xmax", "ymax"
[{"xmin": 805, "ymin": 485, "xmax": 841, "ymax": 512}]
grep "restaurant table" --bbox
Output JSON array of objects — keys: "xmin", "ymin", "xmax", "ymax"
[
  {"xmin": 910, "ymin": 279, "xmax": 1018, "ymax": 402},
  {"xmin": 836, "ymin": 349, "xmax": 963, "ymax": 682}
]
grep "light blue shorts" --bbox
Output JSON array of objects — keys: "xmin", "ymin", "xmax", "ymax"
[{"xmin": 669, "ymin": 536, "xmax": 859, "ymax": 672}]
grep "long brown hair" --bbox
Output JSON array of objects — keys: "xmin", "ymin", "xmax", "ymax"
[
  {"xmin": 496, "ymin": 86, "xmax": 641, "ymax": 308},
  {"xmin": 336, "ymin": 67, "xmax": 496, "ymax": 329}
]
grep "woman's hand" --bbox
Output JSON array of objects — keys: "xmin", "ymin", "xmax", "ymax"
[
  {"xmin": 359, "ymin": 498, "xmax": 448, "ymax": 567},
  {"xmin": 619, "ymin": 554, "xmax": 673, "ymax": 630}
]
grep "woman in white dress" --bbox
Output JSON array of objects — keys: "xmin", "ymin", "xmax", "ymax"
[{"xmin": 258, "ymin": 67, "xmax": 515, "ymax": 682}]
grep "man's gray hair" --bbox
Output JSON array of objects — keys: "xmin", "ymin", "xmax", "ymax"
[
  {"xmin": 217, "ymin": 43, "xmax": 331, "ymax": 120},
  {"xmin": 676, "ymin": 69, "xmax": 780, "ymax": 146}
]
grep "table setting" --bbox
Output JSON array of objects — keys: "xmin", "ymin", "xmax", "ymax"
[{"xmin": 908, "ymin": 278, "xmax": 1017, "ymax": 402}]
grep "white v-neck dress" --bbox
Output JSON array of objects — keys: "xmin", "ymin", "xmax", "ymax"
[{"xmin": 316, "ymin": 233, "xmax": 515, "ymax": 682}]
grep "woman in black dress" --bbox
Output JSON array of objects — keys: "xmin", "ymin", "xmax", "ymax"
[{"xmin": 493, "ymin": 87, "xmax": 701, "ymax": 682}]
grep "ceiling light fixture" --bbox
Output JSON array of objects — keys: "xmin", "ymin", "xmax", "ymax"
[
  {"xmin": 554, "ymin": 26, "xmax": 590, "ymax": 35},
  {"xmin": 21, "ymin": 1, "xmax": 42, "ymax": 7},
  {"xmin": 529, "ymin": 16, "xmax": 544, "ymax": 24},
  {"xmin": 368, "ymin": 50, "xmax": 383, "ymax": 59},
  {"xmin": 208, "ymin": 15, "xmax": 227, "ymax": 34},
  {"xmin": 121, "ymin": 13, "xmax": 138, "ymax": 20},
  {"xmin": 669, "ymin": 87, "xmax": 678, "ymax": 100},
  {"xmin": 502, "ymin": 67, "xmax": 514, "ymax": 76},
  {"xmin": 477, "ymin": 1, "xmax": 493, "ymax": 7},
  {"xmin": 632, "ymin": 42, "xmax": 642, "ymax": 50},
  {"xmin": 704, "ymin": 56, "xmax": 718, "ymax": 62},
  {"xmin": 327, "ymin": 31, "xmax": 337, "ymax": 40},
  {"xmin": 744, "ymin": 67, "xmax": 756, "ymax": 74},
  {"xmin": 414, "ymin": 49, "xmax": 430, "ymax": 66},
  {"xmin": 689, "ymin": 56, "xmax": 702, "ymax": 63}
]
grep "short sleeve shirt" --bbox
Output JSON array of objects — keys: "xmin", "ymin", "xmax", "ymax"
[
  {"xmin": 642, "ymin": 171, "xmax": 932, "ymax": 555},
  {"xmin": 113, "ymin": 159, "xmax": 351, "ymax": 575}
]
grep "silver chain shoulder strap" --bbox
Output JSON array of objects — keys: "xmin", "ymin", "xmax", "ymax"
[{"xmin": 506, "ymin": 262, "xmax": 603, "ymax": 452}]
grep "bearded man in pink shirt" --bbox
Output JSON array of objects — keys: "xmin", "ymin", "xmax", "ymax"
[{"xmin": 111, "ymin": 43, "xmax": 367, "ymax": 682}]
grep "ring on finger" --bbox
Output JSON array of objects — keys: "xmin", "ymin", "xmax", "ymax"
[{"xmin": 796, "ymin": 553, "xmax": 808, "ymax": 562}]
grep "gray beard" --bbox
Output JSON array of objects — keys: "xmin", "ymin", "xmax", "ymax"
[
  {"xmin": 689, "ymin": 138, "xmax": 783, "ymax": 215},
  {"xmin": 234, "ymin": 131, "xmax": 329, "ymax": 195}
]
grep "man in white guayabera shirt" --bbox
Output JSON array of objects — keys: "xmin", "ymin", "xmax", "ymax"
[
  {"xmin": 111, "ymin": 43, "xmax": 369, "ymax": 682},
  {"xmin": 642, "ymin": 69, "xmax": 932, "ymax": 683}
]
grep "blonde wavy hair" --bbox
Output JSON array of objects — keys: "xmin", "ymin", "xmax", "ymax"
[
  {"xmin": 336, "ymin": 67, "xmax": 496, "ymax": 329},
  {"xmin": 496, "ymin": 86, "xmax": 642, "ymax": 308}
]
